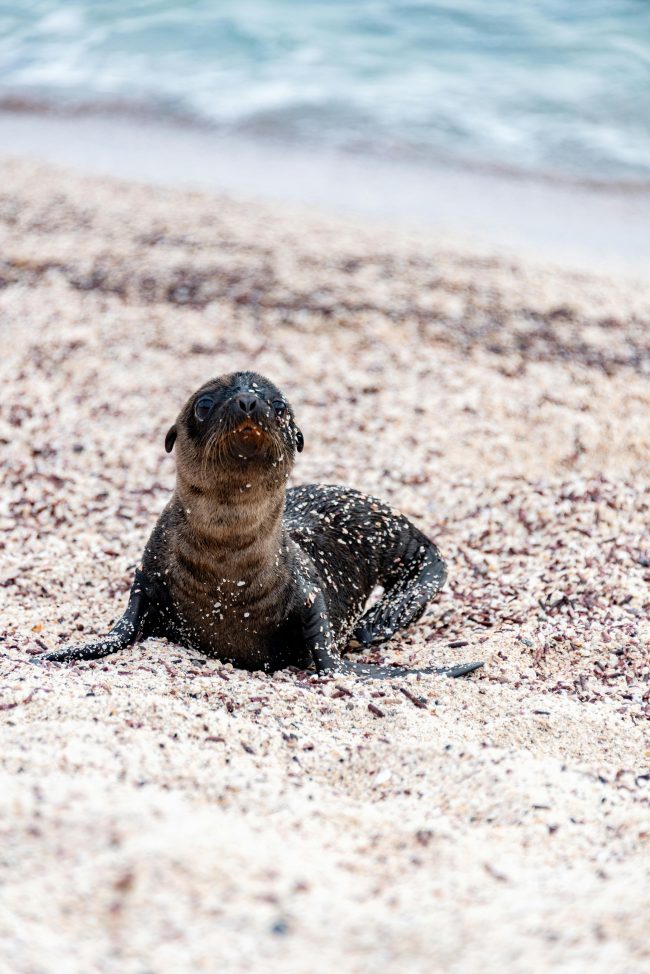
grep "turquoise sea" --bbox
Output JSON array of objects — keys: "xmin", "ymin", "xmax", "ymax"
[{"xmin": 0, "ymin": 1, "xmax": 649, "ymax": 181}]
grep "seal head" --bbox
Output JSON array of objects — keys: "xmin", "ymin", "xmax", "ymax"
[{"xmin": 165, "ymin": 371, "xmax": 304, "ymax": 493}]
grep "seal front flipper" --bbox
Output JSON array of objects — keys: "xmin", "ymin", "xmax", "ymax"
[
  {"xmin": 337, "ymin": 660, "xmax": 484, "ymax": 679},
  {"xmin": 296, "ymin": 584, "xmax": 483, "ymax": 680},
  {"xmin": 295, "ymin": 584, "xmax": 339, "ymax": 674},
  {"xmin": 40, "ymin": 570, "xmax": 150, "ymax": 663}
]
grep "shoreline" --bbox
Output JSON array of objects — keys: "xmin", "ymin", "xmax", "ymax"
[{"xmin": 2, "ymin": 107, "xmax": 650, "ymax": 275}]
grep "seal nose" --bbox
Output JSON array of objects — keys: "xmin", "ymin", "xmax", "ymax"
[{"xmin": 237, "ymin": 393, "xmax": 257, "ymax": 414}]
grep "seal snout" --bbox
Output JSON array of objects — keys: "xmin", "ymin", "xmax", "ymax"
[
  {"xmin": 236, "ymin": 393, "xmax": 258, "ymax": 414},
  {"xmin": 228, "ymin": 390, "xmax": 269, "ymax": 428},
  {"xmin": 231, "ymin": 392, "xmax": 266, "ymax": 427},
  {"xmin": 228, "ymin": 392, "xmax": 271, "ymax": 458},
  {"xmin": 233, "ymin": 395, "xmax": 264, "ymax": 439}
]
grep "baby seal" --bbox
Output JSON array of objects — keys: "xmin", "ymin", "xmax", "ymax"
[{"xmin": 43, "ymin": 372, "xmax": 482, "ymax": 679}]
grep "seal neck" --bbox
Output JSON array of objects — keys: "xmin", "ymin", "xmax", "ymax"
[{"xmin": 174, "ymin": 473, "xmax": 286, "ymax": 565}]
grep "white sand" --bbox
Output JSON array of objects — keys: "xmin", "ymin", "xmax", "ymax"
[{"xmin": 0, "ymin": 158, "xmax": 649, "ymax": 974}]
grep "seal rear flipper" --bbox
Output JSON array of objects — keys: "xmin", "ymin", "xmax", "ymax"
[
  {"xmin": 352, "ymin": 586, "xmax": 434, "ymax": 647},
  {"xmin": 353, "ymin": 591, "xmax": 427, "ymax": 646},
  {"xmin": 39, "ymin": 570, "xmax": 150, "ymax": 663},
  {"xmin": 354, "ymin": 539, "xmax": 447, "ymax": 646}
]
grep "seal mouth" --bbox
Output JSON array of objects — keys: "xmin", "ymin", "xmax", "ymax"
[
  {"xmin": 234, "ymin": 420, "xmax": 264, "ymax": 439},
  {"xmin": 230, "ymin": 420, "xmax": 268, "ymax": 458}
]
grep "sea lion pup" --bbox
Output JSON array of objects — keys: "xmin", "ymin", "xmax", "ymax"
[{"xmin": 43, "ymin": 372, "xmax": 482, "ymax": 679}]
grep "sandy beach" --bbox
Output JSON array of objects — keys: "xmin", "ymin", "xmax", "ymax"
[{"xmin": 1, "ymin": 156, "xmax": 649, "ymax": 974}]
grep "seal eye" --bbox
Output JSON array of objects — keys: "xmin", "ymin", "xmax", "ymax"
[
  {"xmin": 194, "ymin": 396, "xmax": 214, "ymax": 422},
  {"xmin": 272, "ymin": 400, "xmax": 286, "ymax": 418}
]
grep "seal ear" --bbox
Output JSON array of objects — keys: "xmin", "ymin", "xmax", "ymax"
[
  {"xmin": 295, "ymin": 428, "xmax": 304, "ymax": 453},
  {"xmin": 165, "ymin": 424, "xmax": 177, "ymax": 454}
]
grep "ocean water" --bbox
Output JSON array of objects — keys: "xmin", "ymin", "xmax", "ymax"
[{"xmin": 0, "ymin": 0, "xmax": 649, "ymax": 182}]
